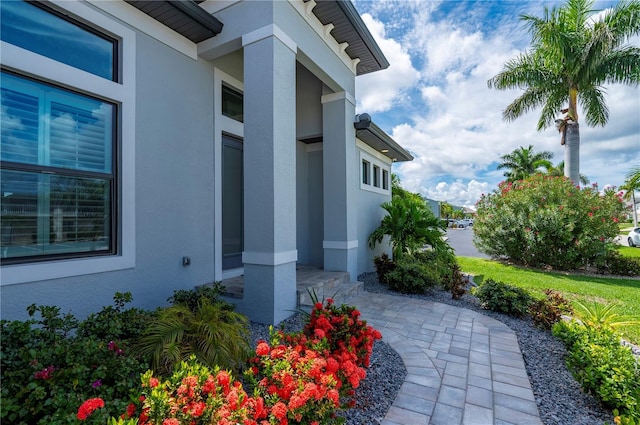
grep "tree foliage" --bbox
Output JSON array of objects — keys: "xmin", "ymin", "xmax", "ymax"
[
  {"xmin": 488, "ymin": 0, "xmax": 640, "ymax": 183},
  {"xmin": 498, "ymin": 145, "xmax": 554, "ymax": 183},
  {"xmin": 368, "ymin": 196, "xmax": 447, "ymax": 260},
  {"xmin": 473, "ymin": 174, "xmax": 626, "ymax": 270}
]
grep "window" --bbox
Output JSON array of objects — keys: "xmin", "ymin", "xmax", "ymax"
[
  {"xmin": 362, "ymin": 160, "xmax": 370, "ymax": 185},
  {"xmin": 0, "ymin": 1, "xmax": 117, "ymax": 81},
  {"xmin": 222, "ymin": 84, "xmax": 243, "ymax": 122},
  {"xmin": 359, "ymin": 148, "xmax": 391, "ymax": 195},
  {"xmin": 1, "ymin": 72, "xmax": 116, "ymax": 262}
]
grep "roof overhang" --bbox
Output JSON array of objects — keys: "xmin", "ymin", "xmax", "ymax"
[
  {"xmin": 305, "ymin": 0, "xmax": 389, "ymax": 75},
  {"xmin": 125, "ymin": 0, "xmax": 223, "ymax": 43},
  {"xmin": 354, "ymin": 114, "xmax": 413, "ymax": 162}
]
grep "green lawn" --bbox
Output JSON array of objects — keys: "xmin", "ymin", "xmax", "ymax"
[
  {"xmin": 617, "ymin": 245, "xmax": 640, "ymax": 258},
  {"xmin": 457, "ymin": 257, "xmax": 640, "ymax": 344}
]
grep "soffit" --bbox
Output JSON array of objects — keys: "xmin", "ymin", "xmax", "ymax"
[
  {"xmin": 125, "ymin": 0, "xmax": 223, "ymax": 43},
  {"xmin": 307, "ymin": 0, "xmax": 389, "ymax": 75},
  {"xmin": 355, "ymin": 116, "xmax": 413, "ymax": 162}
]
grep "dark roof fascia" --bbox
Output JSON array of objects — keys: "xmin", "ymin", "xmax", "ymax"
[
  {"xmin": 170, "ymin": 0, "xmax": 224, "ymax": 34},
  {"xmin": 334, "ymin": 1, "xmax": 389, "ymax": 71},
  {"xmin": 125, "ymin": 0, "xmax": 223, "ymax": 43},
  {"xmin": 355, "ymin": 114, "xmax": 413, "ymax": 162}
]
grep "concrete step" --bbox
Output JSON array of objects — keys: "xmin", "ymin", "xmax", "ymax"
[{"xmin": 297, "ymin": 280, "xmax": 364, "ymax": 308}]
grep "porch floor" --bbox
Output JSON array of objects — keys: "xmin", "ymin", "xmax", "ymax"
[{"xmin": 220, "ymin": 264, "xmax": 363, "ymax": 307}]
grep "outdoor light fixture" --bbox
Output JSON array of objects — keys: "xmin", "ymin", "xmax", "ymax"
[{"xmin": 381, "ymin": 149, "xmax": 389, "ymax": 153}]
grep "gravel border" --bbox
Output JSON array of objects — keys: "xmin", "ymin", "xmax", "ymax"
[{"xmin": 249, "ymin": 273, "xmax": 617, "ymax": 425}]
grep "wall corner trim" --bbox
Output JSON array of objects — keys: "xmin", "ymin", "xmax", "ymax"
[{"xmin": 242, "ymin": 24, "xmax": 298, "ymax": 53}]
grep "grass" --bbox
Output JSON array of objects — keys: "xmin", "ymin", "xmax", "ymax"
[
  {"xmin": 457, "ymin": 256, "xmax": 640, "ymax": 345},
  {"xmin": 617, "ymin": 245, "xmax": 640, "ymax": 258}
]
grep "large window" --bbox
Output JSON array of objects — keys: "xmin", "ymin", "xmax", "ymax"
[
  {"xmin": 0, "ymin": 0, "xmax": 121, "ymax": 265},
  {"xmin": 1, "ymin": 72, "xmax": 116, "ymax": 262},
  {"xmin": 0, "ymin": 0, "xmax": 117, "ymax": 81}
]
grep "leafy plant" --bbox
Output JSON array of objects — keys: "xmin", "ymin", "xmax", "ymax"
[
  {"xmin": 368, "ymin": 195, "xmax": 448, "ymax": 260},
  {"xmin": 471, "ymin": 279, "xmax": 534, "ymax": 317},
  {"xmin": 444, "ymin": 263, "xmax": 469, "ymax": 300},
  {"xmin": 573, "ymin": 300, "xmax": 640, "ymax": 331},
  {"xmin": 528, "ymin": 289, "xmax": 573, "ymax": 329},
  {"xmin": 473, "ymin": 174, "xmax": 626, "ymax": 270},
  {"xmin": 385, "ymin": 255, "xmax": 440, "ymax": 294},
  {"xmin": 167, "ymin": 283, "xmax": 228, "ymax": 311},
  {"xmin": 595, "ymin": 250, "xmax": 640, "ymax": 276},
  {"xmin": 1, "ymin": 298, "xmax": 151, "ymax": 425},
  {"xmin": 373, "ymin": 253, "xmax": 395, "ymax": 283},
  {"xmin": 553, "ymin": 321, "xmax": 640, "ymax": 419},
  {"xmin": 137, "ymin": 297, "xmax": 251, "ymax": 375}
]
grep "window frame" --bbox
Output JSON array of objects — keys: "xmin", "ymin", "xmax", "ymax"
[
  {"xmin": 358, "ymin": 146, "xmax": 391, "ymax": 195},
  {"xmin": 1, "ymin": 0, "xmax": 136, "ymax": 285},
  {"xmin": 1, "ymin": 70, "xmax": 118, "ymax": 264},
  {"xmin": 362, "ymin": 159, "xmax": 370, "ymax": 185}
]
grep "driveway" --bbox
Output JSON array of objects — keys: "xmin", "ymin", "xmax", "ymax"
[{"xmin": 446, "ymin": 227, "xmax": 490, "ymax": 259}]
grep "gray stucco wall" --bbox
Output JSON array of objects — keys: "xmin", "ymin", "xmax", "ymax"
[
  {"xmin": 356, "ymin": 167, "xmax": 393, "ymax": 274},
  {"xmin": 1, "ymin": 31, "xmax": 216, "ymax": 321}
]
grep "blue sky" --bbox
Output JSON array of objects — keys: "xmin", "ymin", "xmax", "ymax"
[{"xmin": 352, "ymin": 0, "xmax": 640, "ymax": 208}]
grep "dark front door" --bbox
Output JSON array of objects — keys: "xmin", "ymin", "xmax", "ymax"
[{"xmin": 222, "ymin": 135, "xmax": 243, "ymax": 269}]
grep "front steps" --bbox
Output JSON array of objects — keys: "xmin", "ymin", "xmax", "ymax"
[{"xmin": 220, "ymin": 264, "xmax": 363, "ymax": 308}]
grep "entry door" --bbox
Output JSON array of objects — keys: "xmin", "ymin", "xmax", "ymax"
[{"xmin": 222, "ymin": 135, "xmax": 243, "ymax": 269}]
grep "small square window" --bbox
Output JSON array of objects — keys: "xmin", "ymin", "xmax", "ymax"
[{"xmin": 362, "ymin": 160, "xmax": 370, "ymax": 185}]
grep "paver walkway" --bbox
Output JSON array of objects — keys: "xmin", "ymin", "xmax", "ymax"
[{"xmin": 345, "ymin": 292, "xmax": 543, "ymax": 425}]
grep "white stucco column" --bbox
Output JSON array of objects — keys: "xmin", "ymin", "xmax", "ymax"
[
  {"xmin": 241, "ymin": 25, "xmax": 297, "ymax": 324},
  {"xmin": 322, "ymin": 91, "xmax": 358, "ymax": 280}
]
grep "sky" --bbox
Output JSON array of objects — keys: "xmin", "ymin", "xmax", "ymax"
[{"xmin": 351, "ymin": 0, "xmax": 640, "ymax": 208}]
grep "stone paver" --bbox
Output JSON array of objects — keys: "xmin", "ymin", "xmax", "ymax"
[{"xmin": 346, "ymin": 292, "xmax": 542, "ymax": 425}]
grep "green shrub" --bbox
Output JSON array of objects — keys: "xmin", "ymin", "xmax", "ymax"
[
  {"xmin": 0, "ymin": 297, "xmax": 151, "ymax": 425},
  {"xmin": 595, "ymin": 250, "xmax": 640, "ymax": 276},
  {"xmin": 78, "ymin": 292, "xmax": 155, "ymax": 341},
  {"xmin": 553, "ymin": 321, "xmax": 640, "ymax": 418},
  {"xmin": 528, "ymin": 289, "xmax": 573, "ymax": 329},
  {"xmin": 385, "ymin": 255, "xmax": 440, "ymax": 294},
  {"xmin": 373, "ymin": 253, "xmax": 395, "ymax": 283},
  {"xmin": 167, "ymin": 282, "xmax": 229, "ymax": 310},
  {"xmin": 473, "ymin": 174, "xmax": 626, "ymax": 270},
  {"xmin": 471, "ymin": 279, "xmax": 534, "ymax": 317},
  {"xmin": 137, "ymin": 297, "xmax": 251, "ymax": 375}
]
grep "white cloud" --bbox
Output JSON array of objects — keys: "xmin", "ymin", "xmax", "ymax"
[
  {"xmin": 355, "ymin": 14, "xmax": 420, "ymax": 113},
  {"xmin": 356, "ymin": 1, "xmax": 639, "ymax": 207}
]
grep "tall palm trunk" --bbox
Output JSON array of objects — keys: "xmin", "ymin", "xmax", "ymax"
[{"xmin": 564, "ymin": 122, "xmax": 580, "ymax": 185}]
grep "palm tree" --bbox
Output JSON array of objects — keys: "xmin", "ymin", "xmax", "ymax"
[
  {"xmin": 497, "ymin": 145, "xmax": 553, "ymax": 183},
  {"xmin": 545, "ymin": 160, "xmax": 590, "ymax": 185},
  {"xmin": 488, "ymin": 0, "xmax": 640, "ymax": 184},
  {"xmin": 621, "ymin": 166, "xmax": 640, "ymax": 226},
  {"xmin": 368, "ymin": 196, "xmax": 447, "ymax": 259}
]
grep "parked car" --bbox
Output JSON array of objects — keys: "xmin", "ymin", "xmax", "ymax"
[
  {"xmin": 454, "ymin": 220, "xmax": 470, "ymax": 228},
  {"xmin": 455, "ymin": 219, "xmax": 473, "ymax": 228},
  {"xmin": 628, "ymin": 227, "xmax": 640, "ymax": 247}
]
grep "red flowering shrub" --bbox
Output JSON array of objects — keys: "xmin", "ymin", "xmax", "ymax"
[
  {"xmin": 77, "ymin": 299, "xmax": 383, "ymax": 425},
  {"xmin": 304, "ymin": 298, "xmax": 381, "ymax": 369},
  {"xmin": 246, "ymin": 333, "xmax": 341, "ymax": 424},
  {"xmin": 77, "ymin": 398, "xmax": 105, "ymax": 420},
  {"xmin": 474, "ymin": 175, "xmax": 626, "ymax": 270}
]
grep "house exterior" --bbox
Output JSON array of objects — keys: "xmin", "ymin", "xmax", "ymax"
[{"xmin": 0, "ymin": 0, "xmax": 412, "ymax": 324}]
